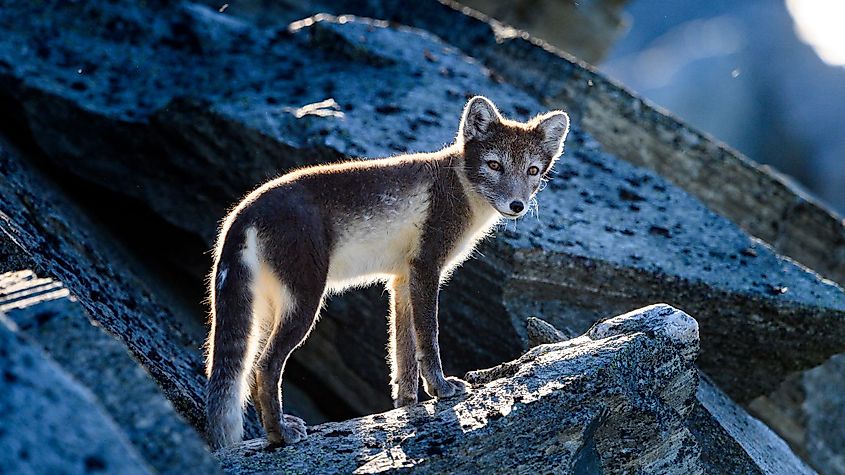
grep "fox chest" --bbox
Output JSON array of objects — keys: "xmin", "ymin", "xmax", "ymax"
[{"xmin": 442, "ymin": 208, "xmax": 500, "ymax": 273}]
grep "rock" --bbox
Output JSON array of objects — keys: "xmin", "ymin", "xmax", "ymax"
[
  {"xmin": 446, "ymin": 0, "xmax": 629, "ymax": 64},
  {"xmin": 0, "ymin": 136, "xmax": 265, "ymax": 437},
  {"xmin": 1, "ymin": 1, "xmax": 843, "ymax": 414},
  {"xmin": 0, "ymin": 314, "xmax": 152, "ymax": 475},
  {"xmin": 749, "ymin": 359, "xmax": 845, "ymax": 475},
  {"xmin": 308, "ymin": 0, "xmax": 845, "ymax": 287},
  {"xmin": 691, "ymin": 376, "xmax": 815, "ymax": 475},
  {"xmin": 525, "ymin": 315, "xmax": 571, "ymax": 346},
  {"xmin": 529, "ymin": 314, "xmax": 815, "ymax": 475},
  {"xmin": 0, "ymin": 270, "xmax": 221, "ymax": 474},
  {"xmin": 217, "ymin": 304, "xmax": 705, "ymax": 474}
]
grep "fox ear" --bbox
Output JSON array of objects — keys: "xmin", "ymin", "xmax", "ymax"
[
  {"xmin": 460, "ymin": 96, "xmax": 500, "ymax": 142},
  {"xmin": 536, "ymin": 111, "xmax": 570, "ymax": 157}
]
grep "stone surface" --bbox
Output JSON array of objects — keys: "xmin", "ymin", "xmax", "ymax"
[
  {"xmin": 217, "ymin": 304, "xmax": 704, "ymax": 475},
  {"xmin": 0, "ymin": 270, "xmax": 221, "ymax": 475},
  {"xmin": 0, "ymin": 136, "xmax": 265, "ymax": 438},
  {"xmin": 690, "ymin": 376, "xmax": 815, "ymax": 475},
  {"xmin": 0, "ymin": 314, "xmax": 152, "ymax": 475},
  {"xmin": 451, "ymin": 0, "xmax": 629, "ymax": 64},
  {"xmin": 525, "ymin": 315, "xmax": 572, "ymax": 346},
  {"xmin": 749, "ymin": 359, "xmax": 845, "ymax": 475},
  {"xmin": 530, "ymin": 314, "xmax": 815, "ymax": 475},
  {"xmin": 0, "ymin": 1, "xmax": 843, "ymax": 416}
]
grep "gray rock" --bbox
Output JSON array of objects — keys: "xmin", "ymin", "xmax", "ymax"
[
  {"xmin": 529, "ymin": 314, "xmax": 815, "ymax": 475},
  {"xmin": 0, "ymin": 314, "xmax": 152, "ymax": 475},
  {"xmin": 749, "ymin": 359, "xmax": 845, "ymax": 475},
  {"xmin": 691, "ymin": 376, "xmax": 815, "ymax": 475},
  {"xmin": 0, "ymin": 136, "xmax": 264, "ymax": 438},
  {"xmin": 0, "ymin": 270, "xmax": 221, "ymax": 475},
  {"xmin": 217, "ymin": 304, "xmax": 705, "ymax": 475},
  {"xmin": 1, "ymin": 1, "xmax": 843, "ymax": 412},
  {"xmin": 525, "ymin": 315, "xmax": 572, "ymax": 346},
  {"xmin": 447, "ymin": 0, "xmax": 629, "ymax": 64}
]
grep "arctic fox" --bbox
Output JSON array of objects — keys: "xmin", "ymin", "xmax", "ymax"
[{"xmin": 205, "ymin": 96, "xmax": 570, "ymax": 448}]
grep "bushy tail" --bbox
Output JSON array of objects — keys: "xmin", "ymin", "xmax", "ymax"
[{"xmin": 206, "ymin": 244, "xmax": 254, "ymax": 449}]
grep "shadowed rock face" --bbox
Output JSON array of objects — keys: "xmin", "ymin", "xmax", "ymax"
[
  {"xmin": 218, "ymin": 304, "xmax": 706, "ymax": 475},
  {"xmin": 0, "ymin": 270, "xmax": 221, "ymax": 475},
  {"xmin": 0, "ymin": 136, "xmax": 265, "ymax": 438},
  {"xmin": 0, "ymin": 314, "xmax": 152, "ymax": 475},
  {"xmin": 0, "ymin": 1, "xmax": 843, "ymax": 417}
]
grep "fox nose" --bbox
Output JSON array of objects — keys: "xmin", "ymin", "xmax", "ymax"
[{"xmin": 509, "ymin": 201, "xmax": 525, "ymax": 213}]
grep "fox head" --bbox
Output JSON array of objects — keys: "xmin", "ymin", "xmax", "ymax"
[{"xmin": 458, "ymin": 96, "xmax": 570, "ymax": 219}]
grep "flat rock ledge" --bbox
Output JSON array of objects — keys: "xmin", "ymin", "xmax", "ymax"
[{"xmin": 217, "ymin": 304, "xmax": 703, "ymax": 474}]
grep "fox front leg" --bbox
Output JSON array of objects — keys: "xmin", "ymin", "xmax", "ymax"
[
  {"xmin": 409, "ymin": 261, "xmax": 470, "ymax": 399},
  {"xmin": 389, "ymin": 275, "xmax": 420, "ymax": 407}
]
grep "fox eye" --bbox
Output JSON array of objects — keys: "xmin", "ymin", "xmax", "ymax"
[
  {"xmin": 527, "ymin": 166, "xmax": 540, "ymax": 176},
  {"xmin": 487, "ymin": 160, "xmax": 502, "ymax": 171}
]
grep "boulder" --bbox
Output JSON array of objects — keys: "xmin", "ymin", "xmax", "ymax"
[
  {"xmin": 1, "ymin": 1, "xmax": 843, "ymax": 416},
  {"xmin": 0, "ymin": 270, "xmax": 221, "ymax": 474},
  {"xmin": 0, "ymin": 314, "xmax": 152, "ymax": 475},
  {"xmin": 529, "ymin": 313, "xmax": 815, "ymax": 475},
  {"xmin": 217, "ymin": 305, "xmax": 815, "ymax": 474},
  {"xmin": 217, "ymin": 304, "xmax": 705, "ymax": 474}
]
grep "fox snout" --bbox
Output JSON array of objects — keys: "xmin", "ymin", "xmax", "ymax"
[{"xmin": 491, "ymin": 195, "xmax": 530, "ymax": 219}]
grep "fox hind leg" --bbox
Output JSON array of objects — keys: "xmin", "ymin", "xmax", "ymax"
[{"xmin": 253, "ymin": 283, "xmax": 323, "ymax": 446}]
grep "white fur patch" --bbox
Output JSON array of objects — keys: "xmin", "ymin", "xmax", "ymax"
[
  {"xmin": 326, "ymin": 184, "xmax": 429, "ymax": 292},
  {"xmin": 219, "ymin": 397, "xmax": 245, "ymax": 445},
  {"xmin": 240, "ymin": 227, "xmax": 261, "ymax": 274},
  {"xmin": 237, "ymin": 226, "xmax": 298, "ymax": 409},
  {"xmin": 217, "ymin": 267, "xmax": 228, "ymax": 290},
  {"xmin": 444, "ymin": 204, "xmax": 500, "ymax": 276}
]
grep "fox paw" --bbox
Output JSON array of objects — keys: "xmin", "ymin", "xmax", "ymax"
[
  {"xmin": 266, "ymin": 415, "xmax": 308, "ymax": 447},
  {"xmin": 424, "ymin": 376, "xmax": 470, "ymax": 399},
  {"xmin": 393, "ymin": 394, "xmax": 418, "ymax": 408}
]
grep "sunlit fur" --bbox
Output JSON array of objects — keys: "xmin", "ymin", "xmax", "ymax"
[{"xmin": 204, "ymin": 96, "xmax": 569, "ymax": 449}]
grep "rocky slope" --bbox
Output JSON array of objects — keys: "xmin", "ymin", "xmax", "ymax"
[
  {"xmin": 0, "ymin": 270, "xmax": 220, "ymax": 475},
  {"xmin": 0, "ymin": 0, "xmax": 842, "ymax": 473},
  {"xmin": 1, "ymin": 1, "xmax": 843, "ymax": 410}
]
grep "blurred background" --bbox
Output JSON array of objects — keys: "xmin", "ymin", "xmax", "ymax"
[{"xmin": 463, "ymin": 0, "xmax": 845, "ymax": 216}]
